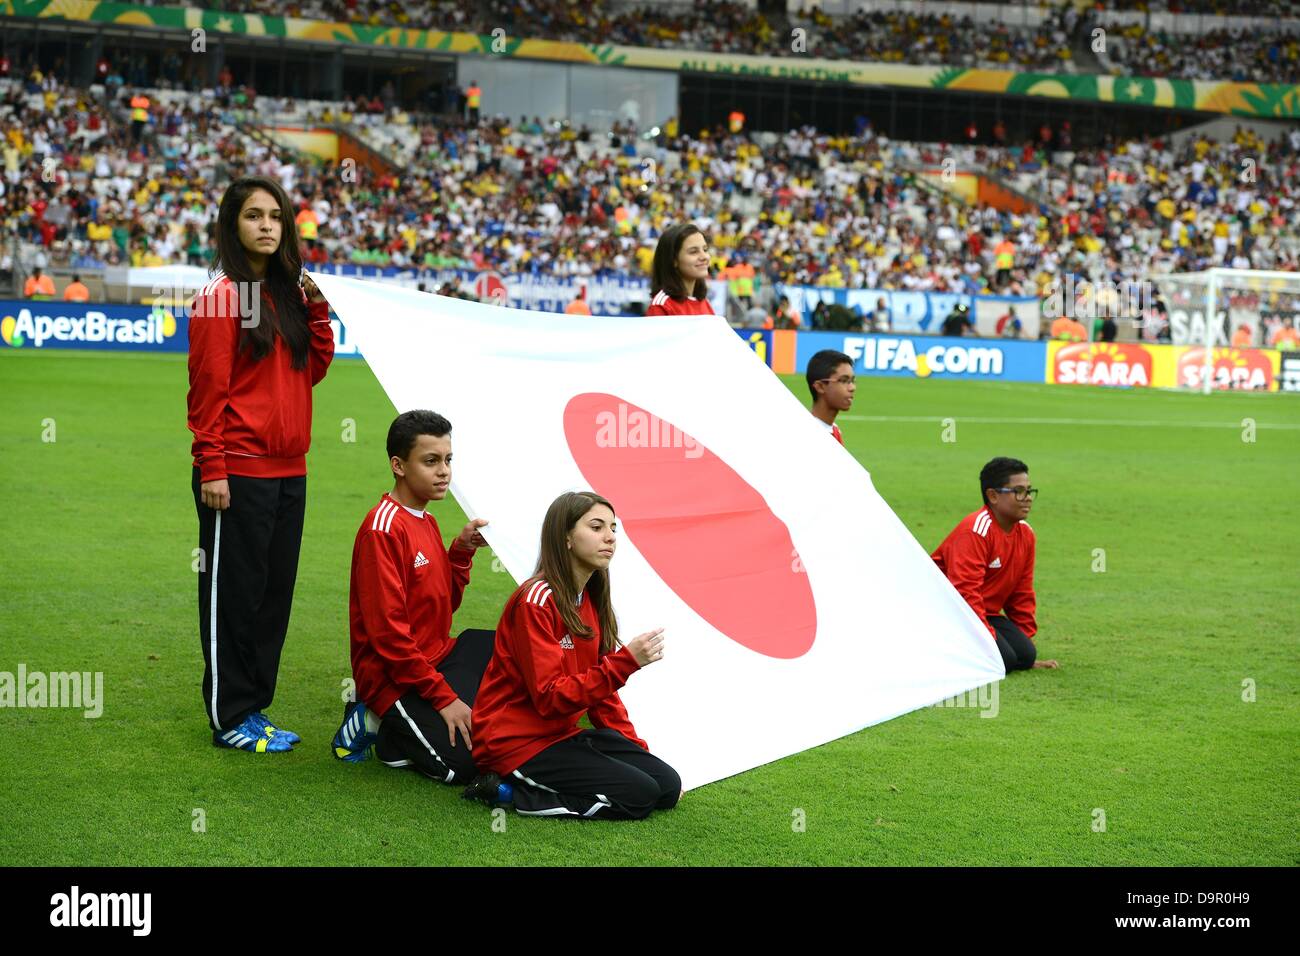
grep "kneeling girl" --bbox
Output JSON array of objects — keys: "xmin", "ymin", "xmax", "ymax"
[{"xmin": 468, "ymin": 491, "xmax": 680, "ymax": 820}]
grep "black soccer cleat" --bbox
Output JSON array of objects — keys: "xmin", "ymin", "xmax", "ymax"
[{"xmin": 462, "ymin": 773, "xmax": 514, "ymax": 806}]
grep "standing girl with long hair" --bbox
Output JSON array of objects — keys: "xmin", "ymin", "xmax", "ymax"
[
  {"xmin": 187, "ymin": 175, "xmax": 334, "ymax": 752},
  {"xmin": 466, "ymin": 492, "xmax": 681, "ymax": 819},
  {"xmin": 645, "ymin": 221, "xmax": 716, "ymax": 317}
]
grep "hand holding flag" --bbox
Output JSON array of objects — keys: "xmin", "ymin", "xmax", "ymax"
[
  {"xmin": 455, "ymin": 518, "xmax": 490, "ymax": 551},
  {"xmin": 627, "ymin": 627, "xmax": 666, "ymax": 667}
]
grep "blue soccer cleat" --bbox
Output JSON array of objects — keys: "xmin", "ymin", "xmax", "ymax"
[
  {"xmin": 332, "ymin": 701, "xmax": 379, "ymax": 762},
  {"xmin": 213, "ymin": 714, "xmax": 294, "ymax": 753},
  {"xmin": 249, "ymin": 712, "xmax": 301, "ymax": 745},
  {"xmin": 462, "ymin": 773, "xmax": 514, "ymax": 807}
]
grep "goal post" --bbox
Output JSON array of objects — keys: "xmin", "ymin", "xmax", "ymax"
[{"xmin": 1142, "ymin": 268, "xmax": 1300, "ymax": 394}]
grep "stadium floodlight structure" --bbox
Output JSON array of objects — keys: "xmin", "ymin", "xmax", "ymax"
[{"xmin": 1143, "ymin": 268, "xmax": 1300, "ymax": 394}]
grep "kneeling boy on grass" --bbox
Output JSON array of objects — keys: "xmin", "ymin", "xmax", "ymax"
[
  {"xmin": 330, "ymin": 410, "xmax": 494, "ymax": 783},
  {"xmin": 931, "ymin": 456, "xmax": 1059, "ymax": 672}
]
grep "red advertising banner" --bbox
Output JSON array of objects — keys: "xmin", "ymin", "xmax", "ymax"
[
  {"xmin": 1176, "ymin": 347, "xmax": 1278, "ymax": 391},
  {"xmin": 1048, "ymin": 342, "xmax": 1155, "ymax": 387}
]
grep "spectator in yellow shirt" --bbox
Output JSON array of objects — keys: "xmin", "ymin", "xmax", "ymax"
[{"xmin": 636, "ymin": 245, "xmax": 655, "ymax": 275}]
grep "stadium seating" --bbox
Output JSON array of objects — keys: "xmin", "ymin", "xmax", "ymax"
[
  {"xmin": 215, "ymin": 0, "xmax": 1300, "ymax": 80},
  {"xmin": 4, "ymin": 71, "xmax": 1299, "ymax": 304}
]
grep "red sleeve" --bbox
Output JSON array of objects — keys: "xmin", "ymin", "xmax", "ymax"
[
  {"xmin": 1004, "ymin": 528, "xmax": 1037, "ymax": 639},
  {"xmin": 306, "ymin": 297, "xmax": 334, "ymax": 386},
  {"xmin": 186, "ymin": 284, "xmax": 239, "ymax": 482},
  {"xmin": 645, "ymin": 303, "xmax": 666, "ymax": 317},
  {"xmin": 447, "ymin": 540, "xmax": 474, "ymax": 613},
  {"xmin": 938, "ymin": 530, "xmax": 995, "ymax": 638},
  {"xmin": 355, "ymin": 529, "xmax": 458, "ymax": 710},
  {"xmin": 506, "ymin": 600, "xmax": 642, "ymax": 720},
  {"xmin": 587, "ymin": 652, "xmax": 648, "ymax": 751}
]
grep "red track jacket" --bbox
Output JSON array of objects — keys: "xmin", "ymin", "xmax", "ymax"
[
  {"xmin": 349, "ymin": 494, "xmax": 476, "ymax": 718},
  {"xmin": 931, "ymin": 506, "xmax": 1037, "ymax": 640},
  {"xmin": 646, "ymin": 290, "xmax": 715, "ymax": 317},
  {"xmin": 472, "ymin": 577, "xmax": 645, "ymax": 775},
  {"xmin": 186, "ymin": 273, "xmax": 334, "ymax": 481}
]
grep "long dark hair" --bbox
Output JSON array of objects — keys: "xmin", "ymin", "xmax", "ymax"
[
  {"xmin": 528, "ymin": 491, "xmax": 619, "ymax": 653},
  {"xmin": 212, "ymin": 176, "xmax": 310, "ymax": 369},
  {"xmin": 650, "ymin": 222, "xmax": 710, "ymax": 300}
]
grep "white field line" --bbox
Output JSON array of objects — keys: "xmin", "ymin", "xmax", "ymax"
[{"xmin": 839, "ymin": 415, "xmax": 1300, "ymax": 430}]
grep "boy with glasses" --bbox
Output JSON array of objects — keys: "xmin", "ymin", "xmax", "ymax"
[
  {"xmin": 806, "ymin": 349, "xmax": 856, "ymax": 446},
  {"xmin": 932, "ymin": 457, "xmax": 1059, "ymax": 672}
]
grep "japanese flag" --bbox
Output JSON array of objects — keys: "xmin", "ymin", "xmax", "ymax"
[{"xmin": 311, "ymin": 273, "xmax": 1004, "ymax": 790}]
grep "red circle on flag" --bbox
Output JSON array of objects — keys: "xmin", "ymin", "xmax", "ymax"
[{"xmin": 564, "ymin": 393, "xmax": 817, "ymax": 659}]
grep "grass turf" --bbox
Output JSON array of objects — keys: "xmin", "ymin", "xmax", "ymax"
[{"xmin": 1, "ymin": 349, "xmax": 1296, "ymax": 865}]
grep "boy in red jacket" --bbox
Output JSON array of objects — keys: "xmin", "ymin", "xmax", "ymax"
[
  {"xmin": 931, "ymin": 457, "xmax": 1059, "ymax": 672},
  {"xmin": 806, "ymin": 348, "xmax": 856, "ymax": 446},
  {"xmin": 331, "ymin": 410, "xmax": 493, "ymax": 783}
]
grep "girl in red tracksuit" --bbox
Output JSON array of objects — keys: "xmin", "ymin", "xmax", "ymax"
[
  {"xmin": 645, "ymin": 222, "xmax": 716, "ymax": 317},
  {"xmin": 468, "ymin": 491, "xmax": 681, "ymax": 819},
  {"xmin": 187, "ymin": 175, "xmax": 334, "ymax": 752}
]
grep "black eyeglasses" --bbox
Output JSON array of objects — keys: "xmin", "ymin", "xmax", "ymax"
[
  {"xmin": 817, "ymin": 376, "xmax": 856, "ymax": 386},
  {"xmin": 996, "ymin": 486, "xmax": 1039, "ymax": 501}
]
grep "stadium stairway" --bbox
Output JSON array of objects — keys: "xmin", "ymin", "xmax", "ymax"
[
  {"xmin": 905, "ymin": 160, "xmax": 1046, "ymax": 219},
  {"xmin": 329, "ymin": 122, "xmax": 402, "ymax": 178},
  {"xmin": 1068, "ymin": 6, "xmax": 1106, "ymax": 76},
  {"xmin": 234, "ymin": 114, "xmax": 321, "ymax": 172}
]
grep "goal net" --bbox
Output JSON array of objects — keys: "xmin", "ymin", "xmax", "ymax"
[{"xmin": 1142, "ymin": 268, "xmax": 1300, "ymax": 394}]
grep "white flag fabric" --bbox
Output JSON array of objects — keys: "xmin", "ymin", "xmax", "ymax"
[{"xmin": 311, "ymin": 273, "xmax": 1005, "ymax": 790}]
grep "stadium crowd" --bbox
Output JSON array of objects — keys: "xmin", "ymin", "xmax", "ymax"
[
  {"xmin": 194, "ymin": 0, "xmax": 1300, "ymax": 81},
  {"xmin": 1100, "ymin": 1, "xmax": 1294, "ymax": 13},
  {"xmin": 4, "ymin": 68, "xmax": 1300, "ymax": 320},
  {"xmin": 1105, "ymin": 24, "xmax": 1299, "ymax": 82},
  {"xmin": 196, "ymin": 0, "xmax": 1085, "ymax": 71}
]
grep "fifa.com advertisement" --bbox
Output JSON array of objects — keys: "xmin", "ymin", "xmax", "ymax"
[{"xmin": 795, "ymin": 331, "xmax": 1048, "ymax": 382}]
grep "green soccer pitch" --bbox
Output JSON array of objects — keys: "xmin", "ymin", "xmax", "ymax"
[{"xmin": 1, "ymin": 349, "xmax": 1297, "ymax": 866}]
